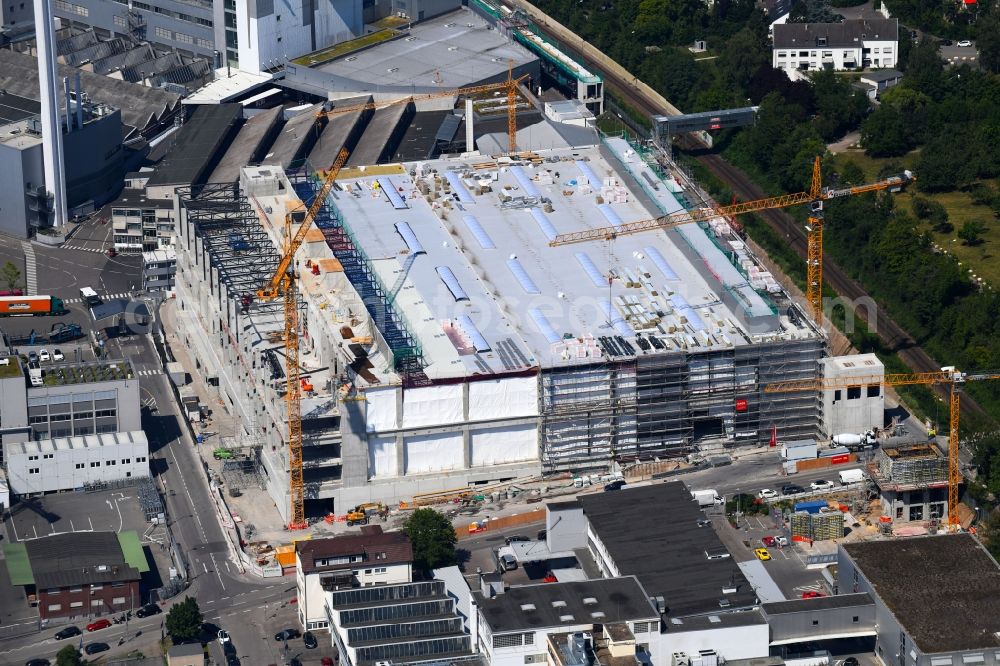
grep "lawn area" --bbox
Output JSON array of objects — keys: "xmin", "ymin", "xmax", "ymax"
[
  {"xmin": 830, "ymin": 150, "xmax": 1000, "ymax": 286},
  {"xmin": 291, "ymin": 28, "xmax": 402, "ymax": 66}
]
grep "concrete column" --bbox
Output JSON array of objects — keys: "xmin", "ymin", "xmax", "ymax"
[
  {"xmin": 33, "ymin": 0, "xmax": 68, "ymax": 228},
  {"xmin": 465, "ymin": 98, "xmax": 474, "ymax": 153}
]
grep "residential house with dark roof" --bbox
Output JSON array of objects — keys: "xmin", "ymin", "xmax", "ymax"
[
  {"xmin": 772, "ymin": 18, "xmax": 898, "ymax": 77},
  {"xmin": 295, "ymin": 525, "xmax": 413, "ymax": 631},
  {"xmin": 3, "ymin": 531, "xmax": 148, "ymax": 620}
]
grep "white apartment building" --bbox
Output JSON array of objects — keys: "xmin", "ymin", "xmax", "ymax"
[
  {"xmin": 112, "ymin": 188, "xmax": 175, "ymax": 253},
  {"xmin": 295, "ymin": 525, "xmax": 413, "ymax": 630},
  {"xmin": 773, "ymin": 18, "xmax": 898, "ymax": 76},
  {"xmin": 142, "ymin": 247, "xmax": 177, "ymax": 293}
]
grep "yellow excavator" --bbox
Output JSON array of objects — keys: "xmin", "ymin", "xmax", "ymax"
[{"xmin": 345, "ymin": 502, "xmax": 387, "ymax": 526}]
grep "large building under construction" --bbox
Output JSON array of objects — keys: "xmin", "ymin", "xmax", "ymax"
[{"xmin": 173, "ymin": 134, "xmax": 824, "ymax": 520}]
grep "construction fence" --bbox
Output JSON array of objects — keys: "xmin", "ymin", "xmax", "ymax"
[{"xmin": 456, "ymin": 508, "xmax": 546, "ymax": 540}]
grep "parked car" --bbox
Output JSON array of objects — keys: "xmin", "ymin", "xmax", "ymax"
[
  {"xmin": 604, "ymin": 480, "xmax": 627, "ymax": 492},
  {"xmin": 38, "ymin": 349, "xmax": 50, "ymax": 362},
  {"xmin": 304, "ymin": 631, "xmax": 318, "ymax": 649},
  {"xmin": 84, "ymin": 642, "xmax": 110, "ymax": 655},
  {"xmin": 52, "ymin": 349, "xmax": 64, "ymax": 362},
  {"xmin": 781, "ymin": 484, "xmax": 805, "ymax": 496},
  {"xmin": 504, "ymin": 535, "xmax": 530, "ymax": 545},
  {"xmin": 322, "ymin": 658, "xmax": 335, "ymax": 666},
  {"xmin": 25, "ymin": 659, "xmax": 51, "ymax": 666},
  {"xmin": 801, "ymin": 591, "xmax": 826, "ymax": 599},
  {"xmin": 774, "ymin": 535, "xmax": 789, "ymax": 547},
  {"xmin": 758, "ymin": 489, "xmax": 779, "ymax": 500},
  {"xmin": 754, "ymin": 548, "xmax": 771, "ymax": 561},
  {"xmin": 86, "ymin": 619, "xmax": 112, "ymax": 632},
  {"xmin": 136, "ymin": 603, "xmax": 161, "ymax": 618},
  {"xmin": 27, "ymin": 351, "xmax": 38, "ymax": 364},
  {"xmin": 810, "ymin": 479, "xmax": 835, "ymax": 491},
  {"xmin": 843, "ymin": 658, "xmax": 859, "ymax": 666},
  {"xmin": 957, "ymin": 39, "xmax": 972, "ymax": 47},
  {"xmin": 106, "ymin": 248, "xmax": 118, "ymax": 258},
  {"xmin": 54, "ymin": 626, "xmax": 81, "ymax": 640},
  {"xmin": 762, "ymin": 536, "xmax": 776, "ymax": 547},
  {"xmin": 218, "ymin": 629, "xmax": 231, "ymax": 645},
  {"xmin": 275, "ymin": 629, "xmax": 300, "ymax": 642}
]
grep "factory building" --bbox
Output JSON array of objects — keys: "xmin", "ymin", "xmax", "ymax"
[
  {"xmin": 838, "ymin": 535, "xmax": 1000, "ymax": 666},
  {"xmin": 172, "ymin": 117, "xmax": 823, "ymax": 521}
]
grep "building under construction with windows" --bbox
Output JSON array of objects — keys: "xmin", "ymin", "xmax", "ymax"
[{"xmin": 173, "ymin": 131, "xmax": 824, "ymax": 520}]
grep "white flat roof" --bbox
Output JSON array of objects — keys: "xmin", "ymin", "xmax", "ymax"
[
  {"xmin": 312, "ymin": 8, "xmax": 534, "ymax": 91},
  {"xmin": 325, "ymin": 144, "xmax": 812, "ymax": 379},
  {"xmin": 184, "ymin": 68, "xmax": 274, "ymax": 105},
  {"xmin": 7, "ymin": 430, "xmax": 149, "ymax": 456}
]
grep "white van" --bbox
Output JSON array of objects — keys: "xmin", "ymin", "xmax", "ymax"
[{"xmin": 80, "ymin": 286, "xmax": 102, "ymax": 306}]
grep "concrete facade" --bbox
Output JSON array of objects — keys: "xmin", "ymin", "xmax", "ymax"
[
  {"xmin": 821, "ymin": 353, "xmax": 884, "ymax": 438},
  {"xmin": 142, "ymin": 248, "xmax": 177, "ymax": 292},
  {"xmin": 5, "ymin": 430, "xmax": 150, "ymax": 495},
  {"xmin": 113, "ymin": 190, "xmax": 176, "ymax": 253},
  {"xmin": 0, "ymin": 126, "xmax": 44, "ymax": 238}
]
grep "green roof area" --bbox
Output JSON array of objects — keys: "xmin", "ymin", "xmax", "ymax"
[
  {"xmin": 117, "ymin": 531, "xmax": 150, "ymax": 573},
  {"xmin": 3, "ymin": 543, "xmax": 34, "ymax": 585},
  {"xmin": 291, "ymin": 28, "xmax": 402, "ymax": 66},
  {"xmin": 0, "ymin": 358, "xmax": 22, "ymax": 379}
]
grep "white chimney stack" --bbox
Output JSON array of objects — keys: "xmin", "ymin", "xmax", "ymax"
[
  {"xmin": 33, "ymin": 0, "xmax": 68, "ymax": 229},
  {"xmin": 465, "ymin": 98, "xmax": 474, "ymax": 153}
]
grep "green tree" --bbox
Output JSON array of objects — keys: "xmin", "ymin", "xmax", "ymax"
[
  {"xmin": 165, "ymin": 596, "xmax": 203, "ymax": 642},
  {"xmin": 1, "ymin": 261, "xmax": 20, "ymax": 290},
  {"xmin": 861, "ymin": 105, "xmax": 911, "ymax": 157},
  {"xmin": 958, "ymin": 220, "xmax": 988, "ymax": 246},
  {"xmin": 56, "ymin": 644, "xmax": 83, "ymax": 666},
  {"xmin": 719, "ymin": 27, "xmax": 769, "ymax": 94},
  {"xmin": 402, "ymin": 508, "xmax": 457, "ymax": 572},
  {"xmin": 977, "ymin": 12, "xmax": 1000, "ymax": 74},
  {"xmin": 838, "ymin": 160, "xmax": 865, "ymax": 187}
]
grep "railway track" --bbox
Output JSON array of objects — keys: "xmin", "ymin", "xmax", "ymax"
[{"xmin": 538, "ymin": 28, "xmax": 989, "ymax": 421}]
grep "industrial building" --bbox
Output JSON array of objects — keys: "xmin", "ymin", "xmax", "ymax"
[
  {"xmin": 172, "ymin": 121, "xmax": 824, "ymax": 520},
  {"xmin": 283, "ymin": 8, "xmax": 539, "ymax": 98},
  {"xmin": 838, "ymin": 534, "xmax": 1000, "ymax": 664},
  {"xmin": 5, "ymin": 430, "xmax": 150, "ymax": 495},
  {"xmin": 3, "ymin": 531, "xmax": 148, "ymax": 620},
  {"xmin": 0, "ymin": 88, "xmax": 123, "ymax": 235},
  {"xmin": 0, "ymin": 352, "xmax": 141, "ymax": 462}
]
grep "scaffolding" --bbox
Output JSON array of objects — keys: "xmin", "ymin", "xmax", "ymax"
[
  {"xmin": 872, "ymin": 443, "xmax": 949, "ymax": 490},
  {"xmin": 540, "ymin": 336, "xmax": 824, "ymax": 473}
]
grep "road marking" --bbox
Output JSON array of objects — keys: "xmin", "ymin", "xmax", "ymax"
[
  {"xmin": 203, "ymin": 563, "xmax": 209, "ymax": 573},
  {"xmin": 60, "ymin": 244, "xmax": 108, "ymax": 254},
  {"xmin": 21, "ymin": 241, "xmax": 36, "ymax": 295},
  {"xmin": 211, "ymin": 552, "xmax": 226, "ymax": 591}
]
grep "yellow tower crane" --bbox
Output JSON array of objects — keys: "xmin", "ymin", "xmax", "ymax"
[
  {"xmin": 256, "ymin": 147, "xmax": 350, "ymax": 529},
  {"xmin": 314, "ymin": 61, "xmax": 527, "ymax": 154},
  {"xmin": 548, "ymin": 157, "xmax": 914, "ymax": 323},
  {"xmin": 765, "ymin": 367, "xmax": 1000, "ymax": 526}
]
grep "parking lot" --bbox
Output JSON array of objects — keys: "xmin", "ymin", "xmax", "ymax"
[{"xmin": 0, "ymin": 486, "xmax": 174, "ymax": 629}]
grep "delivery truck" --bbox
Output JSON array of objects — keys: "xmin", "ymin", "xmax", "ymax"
[
  {"xmin": 838, "ymin": 469, "xmax": 865, "ymax": 485},
  {"xmin": 691, "ymin": 489, "xmax": 724, "ymax": 507},
  {"xmin": 0, "ymin": 295, "xmax": 67, "ymax": 316}
]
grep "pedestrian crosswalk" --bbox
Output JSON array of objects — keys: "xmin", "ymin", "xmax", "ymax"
[
  {"xmin": 64, "ymin": 292, "xmax": 133, "ymax": 304},
  {"xmin": 135, "ymin": 368, "xmax": 162, "ymax": 377},
  {"xmin": 21, "ymin": 241, "xmax": 37, "ymax": 295},
  {"xmin": 141, "ymin": 397, "xmax": 158, "ymax": 408},
  {"xmin": 60, "ymin": 244, "xmax": 109, "ymax": 254}
]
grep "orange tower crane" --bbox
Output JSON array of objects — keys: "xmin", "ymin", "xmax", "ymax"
[
  {"xmin": 314, "ymin": 61, "xmax": 527, "ymax": 154},
  {"xmin": 765, "ymin": 367, "xmax": 1000, "ymax": 526},
  {"xmin": 548, "ymin": 157, "xmax": 914, "ymax": 323},
  {"xmin": 256, "ymin": 147, "xmax": 350, "ymax": 529}
]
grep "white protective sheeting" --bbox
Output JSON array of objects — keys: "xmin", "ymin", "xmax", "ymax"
[
  {"xmin": 368, "ymin": 436, "xmax": 399, "ymax": 478},
  {"xmin": 404, "ymin": 431, "xmax": 464, "ymax": 474},
  {"xmin": 471, "ymin": 424, "xmax": 538, "ymax": 466},
  {"xmin": 468, "ymin": 376, "xmax": 539, "ymax": 421},
  {"xmin": 402, "ymin": 384, "xmax": 463, "ymax": 428},
  {"xmin": 365, "ymin": 387, "xmax": 400, "ymax": 432}
]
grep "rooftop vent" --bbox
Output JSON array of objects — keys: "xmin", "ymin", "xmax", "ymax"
[
  {"xmin": 559, "ymin": 614, "xmax": 575, "ymax": 622},
  {"xmin": 582, "ymin": 597, "xmax": 598, "ymax": 605},
  {"xmin": 552, "ymin": 600, "xmax": 567, "ymax": 608},
  {"xmin": 709, "ymin": 616, "xmax": 721, "ymax": 624},
  {"xmin": 718, "ymin": 599, "xmax": 731, "ymax": 608},
  {"xmin": 591, "ymin": 611, "xmax": 606, "ymax": 619},
  {"xmin": 520, "ymin": 603, "xmax": 536, "ymax": 612}
]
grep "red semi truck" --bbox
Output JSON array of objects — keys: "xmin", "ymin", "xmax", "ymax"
[{"xmin": 0, "ymin": 295, "xmax": 68, "ymax": 316}]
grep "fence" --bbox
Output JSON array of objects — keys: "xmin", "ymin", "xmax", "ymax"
[{"xmin": 455, "ymin": 508, "xmax": 546, "ymax": 540}]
